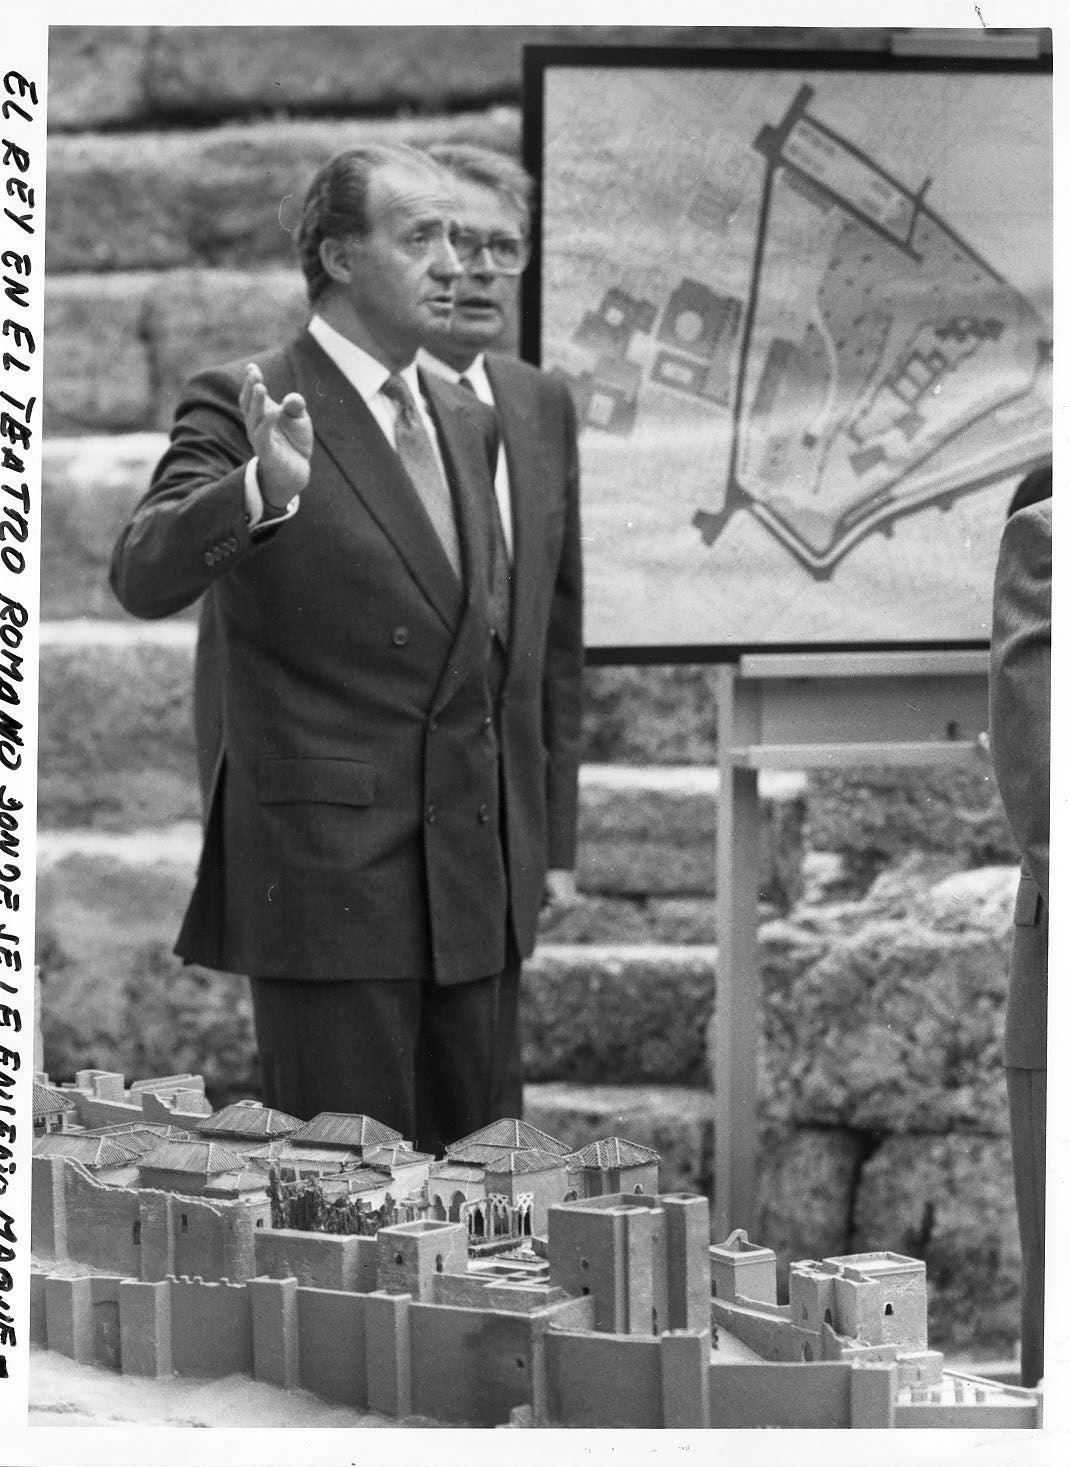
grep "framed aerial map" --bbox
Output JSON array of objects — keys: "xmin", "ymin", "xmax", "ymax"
[{"xmin": 522, "ymin": 46, "xmax": 1052, "ymax": 660}]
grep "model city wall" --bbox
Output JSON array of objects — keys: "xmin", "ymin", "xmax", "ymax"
[{"xmin": 39, "ymin": 26, "xmax": 1031, "ymax": 1354}]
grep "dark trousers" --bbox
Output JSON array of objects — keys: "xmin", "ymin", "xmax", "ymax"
[
  {"xmin": 1006, "ymin": 1064, "xmax": 1046, "ymax": 1387},
  {"xmin": 251, "ymin": 950, "xmax": 522, "ymax": 1160}
]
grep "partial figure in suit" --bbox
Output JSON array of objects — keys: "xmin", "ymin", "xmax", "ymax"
[
  {"xmin": 417, "ymin": 144, "xmax": 585, "ymax": 1120},
  {"xmin": 989, "ymin": 486, "xmax": 1051, "ymax": 1388},
  {"xmin": 111, "ymin": 143, "xmax": 525, "ymax": 1159}
]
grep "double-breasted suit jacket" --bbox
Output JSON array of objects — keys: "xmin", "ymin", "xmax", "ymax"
[
  {"xmin": 187, "ymin": 345, "xmax": 585, "ymax": 977},
  {"xmin": 111, "ymin": 330, "xmax": 516, "ymax": 986}
]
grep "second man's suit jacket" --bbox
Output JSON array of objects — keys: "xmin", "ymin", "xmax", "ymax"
[
  {"xmin": 112, "ymin": 330, "xmax": 518, "ymax": 985},
  {"xmin": 480, "ymin": 351, "xmax": 583, "ymax": 935},
  {"xmin": 989, "ymin": 497, "xmax": 1051, "ymax": 1070}
]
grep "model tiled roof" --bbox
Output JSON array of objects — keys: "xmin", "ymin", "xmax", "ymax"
[
  {"xmin": 196, "ymin": 1102, "xmax": 302, "ymax": 1139},
  {"xmin": 33, "ymin": 1133, "xmax": 142, "ymax": 1169},
  {"xmin": 442, "ymin": 1142, "xmax": 523, "ymax": 1166},
  {"xmin": 483, "ymin": 1148, "xmax": 568, "ymax": 1176},
  {"xmin": 137, "ymin": 1140, "xmax": 245, "ymax": 1176},
  {"xmin": 83, "ymin": 1126, "xmax": 191, "ymax": 1158},
  {"xmin": 428, "ymin": 1161, "xmax": 487, "ymax": 1183},
  {"xmin": 364, "ymin": 1144, "xmax": 432, "ymax": 1167},
  {"xmin": 446, "ymin": 1119, "xmax": 570, "ymax": 1156},
  {"xmin": 286, "ymin": 1113, "xmax": 404, "ymax": 1148},
  {"xmin": 32, "ymin": 1083, "xmax": 76, "ymax": 1118},
  {"xmin": 269, "ymin": 1144, "xmax": 357, "ymax": 1166},
  {"xmin": 85, "ymin": 1124, "xmax": 197, "ymax": 1154},
  {"xmin": 566, "ymin": 1137, "xmax": 661, "ymax": 1169},
  {"xmin": 202, "ymin": 1168, "xmax": 272, "ymax": 1195}
]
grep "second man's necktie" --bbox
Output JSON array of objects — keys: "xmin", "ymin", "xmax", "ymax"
[
  {"xmin": 382, "ymin": 374, "xmax": 462, "ymax": 578},
  {"xmin": 459, "ymin": 374, "xmax": 511, "ymax": 647}
]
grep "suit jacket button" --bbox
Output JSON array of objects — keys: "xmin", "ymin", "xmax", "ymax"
[
  {"xmin": 425, "ymin": 804, "xmax": 436, "ymax": 824},
  {"xmin": 478, "ymin": 803, "xmax": 490, "ymax": 824},
  {"xmin": 392, "ymin": 626, "xmax": 410, "ymax": 646}
]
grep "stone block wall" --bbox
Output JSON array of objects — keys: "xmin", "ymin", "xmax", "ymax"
[{"xmin": 38, "ymin": 24, "xmax": 1029, "ymax": 1358}]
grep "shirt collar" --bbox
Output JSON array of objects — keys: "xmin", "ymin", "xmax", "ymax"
[
  {"xmin": 417, "ymin": 348, "xmax": 488, "ymax": 395},
  {"xmin": 309, "ymin": 314, "xmax": 423, "ymax": 405}
]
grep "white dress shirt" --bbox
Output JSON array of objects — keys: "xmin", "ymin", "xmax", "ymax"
[
  {"xmin": 417, "ymin": 348, "xmax": 514, "ymax": 560},
  {"xmin": 246, "ymin": 314, "xmax": 449, "ymax": 529}
]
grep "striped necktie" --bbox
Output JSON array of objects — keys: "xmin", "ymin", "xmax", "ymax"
[
  {"xmin": 459, "ymin": 374, "xmax": 511, "ymax": 647},
  {"xmin": 381, "ymin": 374, "xmax": 462, "ymax": 578}
]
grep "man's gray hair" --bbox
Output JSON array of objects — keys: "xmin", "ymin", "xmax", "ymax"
[{"xmin": 424, "ymin": 144, "xmax": 534, "ymax": 234}]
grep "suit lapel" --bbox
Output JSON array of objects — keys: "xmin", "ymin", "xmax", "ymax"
[
  {"xmin": 421, "ymin": 371, "xmax": 498, "ymax": 712},
  {"xmin": 421, "ymin": 372, "xmax": 495, "ymax": 604},
  {"xmin": 287, "ymin": 332, "xmax": 463, "ymax": 631},
  {"xmin": 484, "ymin": 356, "xmax": 545, "ymax": 661}
]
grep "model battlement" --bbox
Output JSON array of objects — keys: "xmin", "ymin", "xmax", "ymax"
[{"xmin": 29, "ymin": 1072, "xmax": 1041, "ymax": 1429}]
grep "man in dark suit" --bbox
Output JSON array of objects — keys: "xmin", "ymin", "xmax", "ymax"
[
  {"xmin": 417, "ymin": 144, "xmax": 584, "ymax": 1120},
  {"xmin": 111, "ymin": 143, "xmax": 535, "ymax": 1158},
  {"xmin": 989, "ymin": 487, "xmax": 1051, "ymax": 1387}
]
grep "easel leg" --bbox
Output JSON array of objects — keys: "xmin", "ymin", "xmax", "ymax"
[{"xmin": 715, "ymin": 668, "xmax": 760, "ymax": 1240}]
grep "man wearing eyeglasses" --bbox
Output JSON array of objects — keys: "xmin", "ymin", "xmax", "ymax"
[
  {"xmin": 111, "ymin": 143, "xmax": 531, "ymax": 1158},
  {"xmin": 419, "ymin": 145, "xmax": 584, "ymax": 1122}
]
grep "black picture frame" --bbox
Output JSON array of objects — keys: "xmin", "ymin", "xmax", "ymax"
[{"xmin": 522, "ymin": 42, "xmax": 1053, "ymax": 665}]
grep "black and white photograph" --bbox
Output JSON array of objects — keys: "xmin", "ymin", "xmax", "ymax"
[{"xmin": 1, "ymin": 1, "xmax": 1063, "ymax": 1458}]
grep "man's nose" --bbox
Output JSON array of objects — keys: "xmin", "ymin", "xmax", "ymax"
[
  {"xmin": 431, "ymin": 234, "xmax": 463, "ymax": 279},
  {"xmin": 465, "ymin": 245, "xmax": 497, "ymax": 280}
]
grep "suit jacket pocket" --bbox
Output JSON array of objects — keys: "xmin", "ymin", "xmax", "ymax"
[{"xmin": 258, "ymin": 757, "xmax": 376, "ymax": 806}]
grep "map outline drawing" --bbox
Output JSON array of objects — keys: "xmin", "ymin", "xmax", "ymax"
[
  {"xmin": 692, "ymin": 81, "xmax": 1050, "ymax": 577},
  {"xmin": 548, "ymin": 74, "xmax": 1051, "ymax": 587}
]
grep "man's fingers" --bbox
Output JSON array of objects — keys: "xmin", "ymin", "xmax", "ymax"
[
  {"xmin": 239, "ymin": 363, "xmax": 263, "ymax": 414},
  {"xmin": 241, "ymin": 381, "xmax": 268, "ymax": 429},
  {"xmin": 280, "ymin": 392, "xmax": 308, "ymax": 418}
]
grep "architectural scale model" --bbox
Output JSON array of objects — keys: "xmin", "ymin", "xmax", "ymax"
[{"xmin": 30, "ymin": 1070, "xmax": 1040, "ymax": 1428}]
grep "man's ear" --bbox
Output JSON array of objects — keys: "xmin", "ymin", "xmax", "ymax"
[{"xmin": 319, "ymin": 236, "xmax": 354, "ymax": 286}]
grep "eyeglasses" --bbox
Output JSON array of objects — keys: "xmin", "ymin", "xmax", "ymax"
[{"xmin": 450, "ymin": 229, "xmax": 530, "ymax": 275}]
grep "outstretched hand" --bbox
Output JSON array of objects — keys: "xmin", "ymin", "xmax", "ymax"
[{"xmin": 240, "ymin": 363, "xmax": 314, "ymax": 510}]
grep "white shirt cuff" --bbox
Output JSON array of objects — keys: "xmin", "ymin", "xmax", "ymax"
[{"xmin": 244, "ymin": 457, "xmax": 300, "ymax": 532}]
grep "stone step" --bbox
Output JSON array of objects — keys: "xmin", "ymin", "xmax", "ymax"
[
  {"xmin": 47, "ymin": 25, "xmax": 879, "ymax": 132},
  {"xmin": 523, "ymin": 945, "xmax": 716, "ymax": 1087},
  {"xmin": 43, "ymin": 436, "xmax": 173, "ymax": 617},
  {"xmin": 37, "ymin": 840, "xmax": 1015, "ymax": 1134},
  {"xmin": 45, "ymin": 274, "xmax": 310, "ymax": 437},
  {"xmin": 38, "ymin": 640, "xmax": 204, "ymax": 830},
  {"xmin": 47, "ymin": 111, "xmax": 521, "ymax": 277}
]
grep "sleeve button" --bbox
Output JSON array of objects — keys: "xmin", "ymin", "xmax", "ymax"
[
  {"xmin": 425, "ymin": 804, "xmax": 436, "ymax": 824},
  {"xmin": 477, "ymin": 803, "xmax": 490, "ymax": 824}
]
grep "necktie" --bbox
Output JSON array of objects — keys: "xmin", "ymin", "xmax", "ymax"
[
  {"xmin": 459, "ymin": 375, "xmax": 511, "ymax": 647},
  {"xmin": 381, "ymin": 374, "xmax": 462, "ymax": 578}
]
